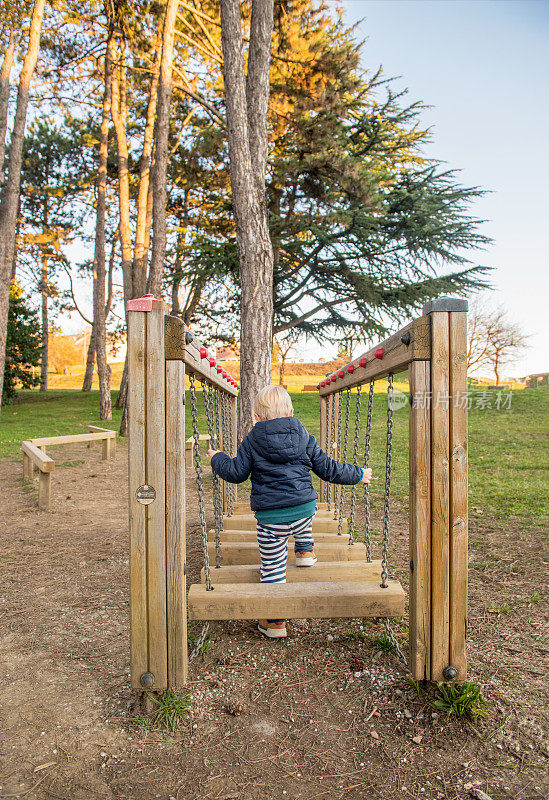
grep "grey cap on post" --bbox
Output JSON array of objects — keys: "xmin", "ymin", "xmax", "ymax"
[{"xmin": 422, "ymin": 296, "xmax": 468, "ymax": 315}]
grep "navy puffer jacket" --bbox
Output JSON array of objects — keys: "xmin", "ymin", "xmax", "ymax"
[{"xmin": 210, "ymin": 417, "xmax": 363, "ymax": 511}]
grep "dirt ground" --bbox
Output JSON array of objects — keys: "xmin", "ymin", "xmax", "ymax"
[{"xmin": 0, "ymin": 441, "xmax": 547, "ymax": 800}]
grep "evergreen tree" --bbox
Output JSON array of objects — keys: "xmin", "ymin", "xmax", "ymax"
[
  {"xmin": 3, "ymin": 282, "xmax": 41, "ymax": 403},
  {"xmin": 173, "ymin": 0, "xmax": 491, "ymax": 346}
]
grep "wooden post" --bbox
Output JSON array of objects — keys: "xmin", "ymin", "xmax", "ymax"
[
  {"xmin": 449, "ymin": 309, "xmax": 468, "ymax": 681},
  {"xmin": 38, "ymin": 470, "xmax": 51, "ymax": 510},
  {"xmin": 128, "ymin": 308, "xmax": 148, "ymax": 690},
  {"xmin": 127, "ymin": 296, "xmax": 168, "ymax": 691},
  {"xmin": 429, "ymin": 309, "xmax": 450, "ymax": 682},
  {"xmin": 23, "ymin": 453, "xmax": 31, "ymax": 480},
  {"xmin": 102, "ymin": 437, "xmax": 111, "ymax": 460},
  {"xmin": 166, "ymin": 359, "xmax": 187, "ymax": 688},
  {"xmin": 145, "ymin": 303, "xmax": 168, "ymax": 689},
  {"xmin": 408, "ymin": 360, "xmax": 431, "ymax": 681},
  {"xmin": 421, "ymin": 297, "xmax": 468, "ymax": 682}
]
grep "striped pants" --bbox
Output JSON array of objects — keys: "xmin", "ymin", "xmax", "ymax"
[{"xmin": 256, "ymin": 515, "xmax": 315, "ymax": 584}]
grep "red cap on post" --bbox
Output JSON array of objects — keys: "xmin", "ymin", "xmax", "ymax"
[
  {"xmin": 347, "ymin": 365, "xmax": 354, "ymax": 374},
  {"xmin": 375, "ymin": 348, "xmax": 383, "ymax": 360},
  {"xmin": 200, "ymin": 347, "xmax": 208, "ymax": 359},
  {"xmin": 359, "ymin": 358, "xmax": 367, "ymax": 368},
  {"xmin": 216, "ymin": 365, "xmax": 222, "ymax": 374},
  {"xmin": 209, "ymin": 357, "xmax": 216, "ymax": 367},
  {"xmin": 338, "ymin": 370, "xmax": 344, "ymax": 378},
  {"xmin": 222, "ymin": 370, "xmax": 227, "ymax": 378},
  {"xmin": 126, "ymin": 293, "xmax": 156, "ymax": 312},
  {"xmin": 331, "ymin": 375, "xmax": 337, "ymax": 383}
]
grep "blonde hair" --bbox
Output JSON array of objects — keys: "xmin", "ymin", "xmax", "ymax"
[{"xmin": 253, "ymin": 385, "xmax": 294, "ymax": 421}]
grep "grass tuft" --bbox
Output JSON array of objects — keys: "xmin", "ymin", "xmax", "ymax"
[
  {"xmin": 148, "ymin": 688, "xmax": 192, "ymax": 732},
  {"xmin": 340, "ymin": 628, "xmax": 367, "ymax": 643},
  {"xmin": 187, "ymin": 628, "xmax": 213, "ymax": 657},
  {"xmin": 431, "ymin": 681, "xmax": 488, "ymax": 719},
  {"xmin": 372, "ymin": 634, "xmax": 396, "ymax": 654},
  {"xmin": 487, "ymin": 600, "xmax": 511, "ymax": 616}
]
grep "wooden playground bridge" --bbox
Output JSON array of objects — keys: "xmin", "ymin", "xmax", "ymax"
[{"xmin": 126, "ymin": 295, "xmax": 468, "ymax": 692}]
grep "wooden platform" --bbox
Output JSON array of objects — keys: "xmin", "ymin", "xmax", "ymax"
[
  {"xmin": 208, "ymin": 529, "xmax": 350, "ymax": 543},
  {"xmin": 188, "ymin": 580, "xmax": 404, "ymax": 621},
  {"xmin": 201, "ymin": 560, "xmax": 382, "ymax": 584},
  {"xmin": 207, "ymin": 540, "xmax": 366, "ymax": 565},
  {"xmin": 222, "ymin": 514, "xmax": 346, "ymax": 534}
]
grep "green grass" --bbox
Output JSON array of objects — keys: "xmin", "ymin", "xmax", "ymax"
[
  {"xmin": 129, "ymin": 688, "xmax": 192, "ymax": 732},
  {"xmin": 2, "ymin": 385, "xmax": 548, "ymax": 528},
  {"xmin": 0, "ymin": 390, "xmax": 122, "ymax": 458},
  {"xmin": 431, "ymin": 681, "xmax": 488, "ymax": 720}
]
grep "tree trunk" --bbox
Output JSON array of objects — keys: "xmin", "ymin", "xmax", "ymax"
[
  {"xmin": 40, "ymin": 258, "xmax": 48, "ymax": 391},
  {"xmin": 0, "ymin": 0, "xmax": 46, "ymax": 409},
  {"xmin": 82, "ymin": 326, "xmax": 95, "ymax": 391},
  {"xmin": 147, "ymin": 0, "xmax": 179, "ymax": 296},
  {"xmin": 118, "ymin": 25, "xmax": 162, "ymax": 437},
  {"xmin": 0, "ymin": 33, "xmax": 16, "ymax": 185},
  {"xmin": 279, "ymin": 355, "xmax": 285, "ymax": 385},
  {"xmin": 92, "ymin": 29, "xmax": 115, "ymax": 420},
  {"xmin": 133, "ymin": 26, "xmax": 162, "ymax": 297},
  {"xmin": 111, "ymin": 43, "xmax": 133, "ymax": 306},
  {"xmin": 220, "ymin": 0, "xmax": 275, "ymax": 439}
]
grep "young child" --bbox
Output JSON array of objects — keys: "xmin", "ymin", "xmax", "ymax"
[{"xmin": 207, "ymin": 385, "xmax": 372, "ymax": 639}]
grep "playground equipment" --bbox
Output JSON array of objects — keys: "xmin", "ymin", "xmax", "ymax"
[
  {"xmin": 127, "ymin": 295, "xmax": 468, "ymax": 691},
  {"xmin": 22, "ymin": 426, "xmax": 117, "ymax": 510}
]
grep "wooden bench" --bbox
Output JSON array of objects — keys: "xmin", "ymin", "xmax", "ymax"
[{"xmin": 22, "ymin": 427, "xmax": 117, "ymax": 510}]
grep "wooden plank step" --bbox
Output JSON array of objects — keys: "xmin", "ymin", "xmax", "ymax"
[
  {"xmin": 201, "ymin": 560, "xmax": 382, "ymax": 584},
  {"xmin": 207, "ymin": 541, "xmax": 366, "ymax": 565},
  {"xmin": 188, "ymin": 580, "xmax": 404, "ymax": 621},
  {"xmin": 222, "ymin": 514, "xmax": 347, "ymax": 534},
  {"xmin": 208, "ymin": 529, "xmax": 349, "ymax": 543}
]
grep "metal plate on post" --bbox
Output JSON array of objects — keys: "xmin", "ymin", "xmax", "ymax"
[{"xmin": 136, "ymin": 484, "xmax": 156, "ymax": 505}]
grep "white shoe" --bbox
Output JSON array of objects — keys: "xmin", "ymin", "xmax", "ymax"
[{"xmin": 295, "ymin": 551, "xmax": 317, "ymax": 567}]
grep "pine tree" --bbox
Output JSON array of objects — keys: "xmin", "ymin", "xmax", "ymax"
[{"xmin": 3, "ymin": 282, "xmax": 41, "ymax": 403}]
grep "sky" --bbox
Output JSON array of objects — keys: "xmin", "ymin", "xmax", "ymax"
[{"xmin": 326, "ymin": 0, "xmax": 549, "ymax": 377}]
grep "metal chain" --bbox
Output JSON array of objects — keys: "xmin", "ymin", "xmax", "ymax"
[
  {"xmin": 333, "ymin": 393, "xmax": 343, "ymax": 519},
  {"xmin": 362, "ymin": 380, "xmax": 375, "ymax": 562},
  {"xmin": 221, "ymin": 392, "xmax": 235, "ymax": 514},
  {"xmin": 202, "ymin": 382, "xmax": 223, "ymax": 567},
  {"xmin": 383, "ymin": 618, "xmax": 408, "ymax": 666},
  {"xmin": 328, "ymin": 393, "xmax": 336, "ymax": 510},
  {"xmin": 225, "ymin": 392, "xmax": 235, "ymax": 514},
  {"xmin": 380, "ymin": 374, "xmax": 394, "ymax": 589},
  {"xmin": 348, "ymin": 384, "xmax": 362, "ymax": 545},
  {"xmin": 337, "ymin": 389, "xmax": 351, "ymax": 535},
  {"xmin": 323, "ymin": 396, "xmax": 330, "ymax": 503},
  {"xmin": 188, "ymin": 622, "xmax": 210, "ymax": 664},
  {"xmin": 189, "ymin": 374, "xmax": 213, "ymax": 591}
]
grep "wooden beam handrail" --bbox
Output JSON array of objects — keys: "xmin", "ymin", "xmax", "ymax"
[
  {"xmin": 22, "ymin": 440, "xmax": 55, "ymax": 472},
  {"xmin": 87, "ymin": 426, "xmax": 117, "ymax": 436},
  {"xmin": 164, "ymin": 314, "xmax": 239, "ymax": 396},
  {"xmin": 318, "ymin": 315, "xmax": 430, "ymax": 395},
  {"xmin": 30, "ymin": 431, "xmax": 116, "ymax": 446}
]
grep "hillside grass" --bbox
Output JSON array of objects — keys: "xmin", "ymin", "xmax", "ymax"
[{"xmin": 1, "ymin": 385, "xmax": 547, "ymax": 528}]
